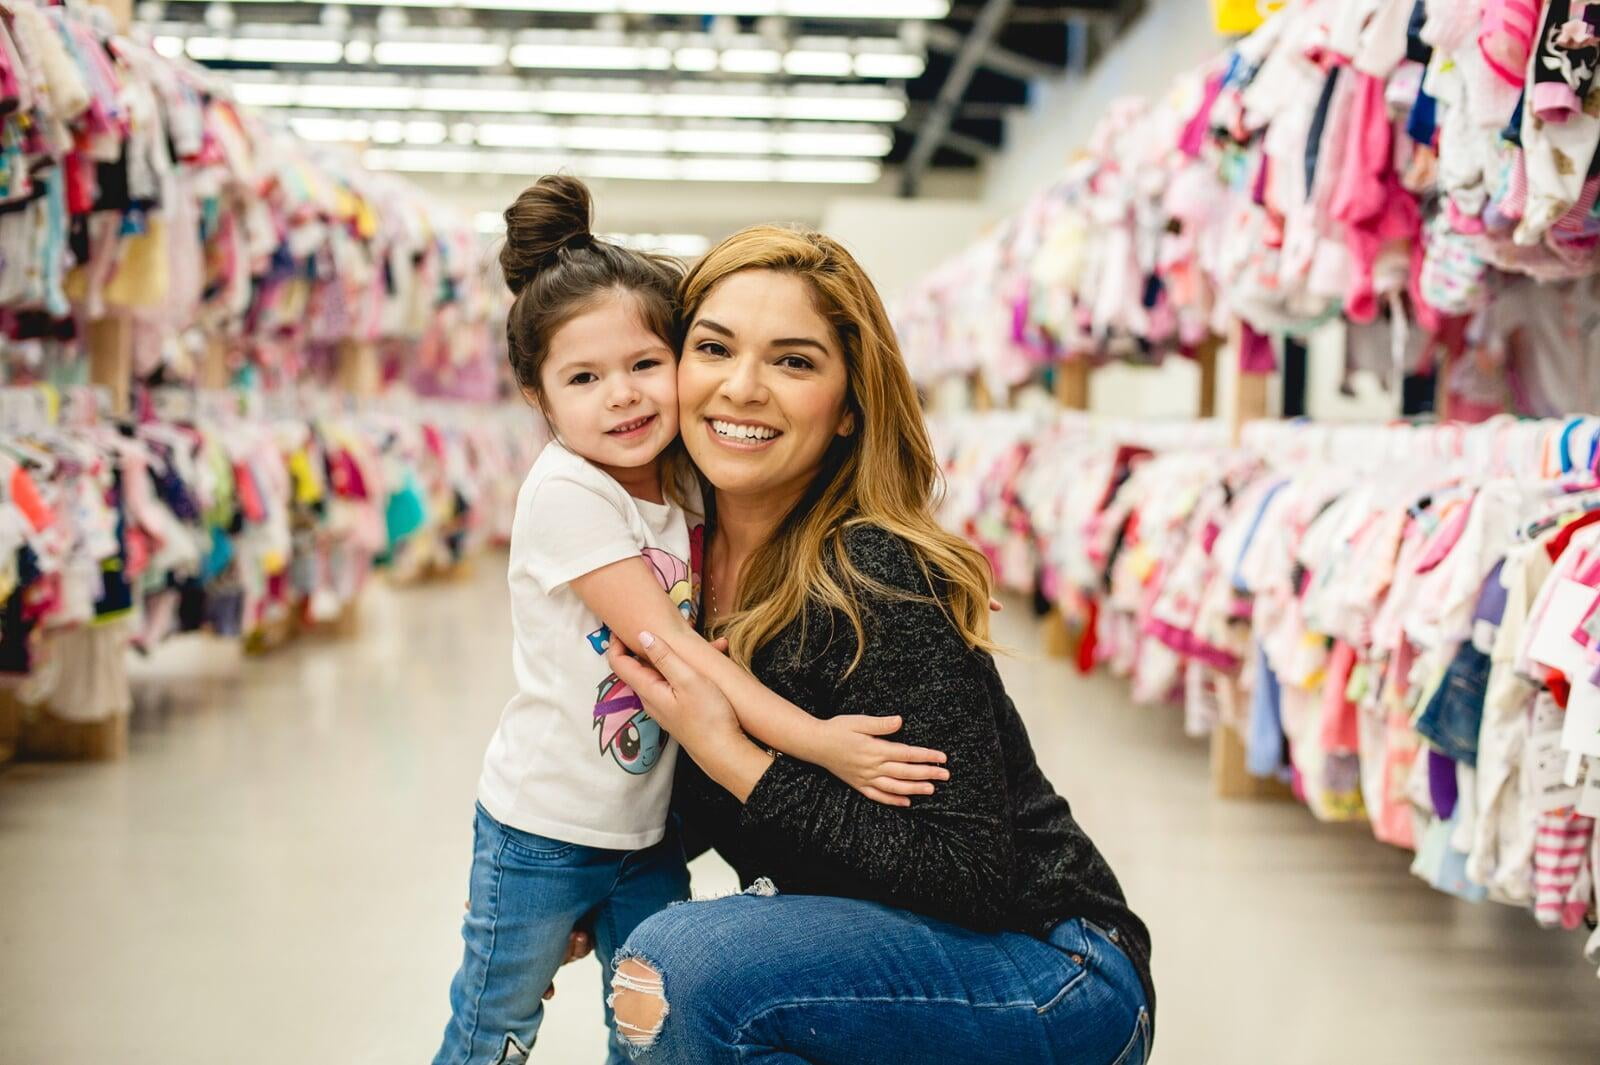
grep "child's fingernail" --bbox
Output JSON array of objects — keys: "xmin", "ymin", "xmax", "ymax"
[{"xmin": 639, "ymin": 631, "xmax": 656, "ymax": 649}]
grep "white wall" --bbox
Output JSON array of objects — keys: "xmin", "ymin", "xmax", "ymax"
[
  {"xmin": 982, "ymin": 0, "xmax": 1225, "ymax": 216},
  {"xmin": 409, "ymin": 168, "xmax": 984, "ymax": 248},
  {"xmin": 820, "ymin": 197, "xmax": 994, "ymax": 305}
]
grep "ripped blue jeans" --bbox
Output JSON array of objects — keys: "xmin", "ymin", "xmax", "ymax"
[
  {"xmin": 610, "ymin": 890, "xmax": 1151, "ymax": 1065},
  {"xmin": 432, "ymin": 805, "xmax": 689, "ymax": 1065}
]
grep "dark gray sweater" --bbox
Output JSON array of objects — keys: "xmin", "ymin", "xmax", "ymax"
[{"xmin": 675, "ymin": 523, "xmax": 1155, "ymax": 1025}]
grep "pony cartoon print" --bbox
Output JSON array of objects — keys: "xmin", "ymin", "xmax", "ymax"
[{"xmin": 585, "ymin": 542, "xmax": 697, "ymax": 775}]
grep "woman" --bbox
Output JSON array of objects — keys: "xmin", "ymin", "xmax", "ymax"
[{"xmin": 602, "ymin": 225, "xmax": 1154, "ymax": 1065}]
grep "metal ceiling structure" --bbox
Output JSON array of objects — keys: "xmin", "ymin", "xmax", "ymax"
[{"xmin": 134, "ymin": 0, "xmax": 1144, "ymax": 190}]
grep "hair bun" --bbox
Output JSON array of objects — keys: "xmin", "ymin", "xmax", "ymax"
[{"xmin": 499, "ymin": 174, "xmax": 596, "ymax": 294}]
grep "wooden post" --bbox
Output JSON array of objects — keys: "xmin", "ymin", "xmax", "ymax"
[
  {"xmin": 1038, "ymin": 359, "xmax": 1091, "ymax": 658},
  {"xmin": 198, "ymin": 336, "xmax": 230, "ymax": 390},
  {"xmin": 1434, "ymin": 349, "xmax": 1453, "ymax": 424},
  {"xmin": 87, "ymin": 319, "xmax": 132, "ymax": 416},
  {"xmin": 336, "ymin": 339, "xmax": 381, "ymax": 398},
  {"xmin": 1053, "ymin": 359, "xmax": 1090, "ymax": 410},
  {"xmin": 970, "ymin": 372, "xmax": 995, "ymax": 412},
  {"xmin": 1212, "ymin": 319, "xmax": 1293, "ymax": 799},
  {"xmin": 1196, "ymin": 335, "xmax": 1219, "ymax": 419}
]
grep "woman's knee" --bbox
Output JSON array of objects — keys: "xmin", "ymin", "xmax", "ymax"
[
  {"xmin": 609, "ymin": 957, "xmax": 668, "ymax": 1050},
  {"xmin": 608, "ymin": 894, "xmax": 767, "ymax": 1052}
]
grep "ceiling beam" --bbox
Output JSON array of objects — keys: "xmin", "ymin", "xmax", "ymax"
[
  {"xmin": 939, "ymin": 128, "xmax": 995, "ymax": 159},
  {"xmin": 924, "ymin": 23, "xmax": 1058, "ymax": 82},
  {"xmin": 899, "ymin": 0, "xmax": 1013, "ymax": 197}
]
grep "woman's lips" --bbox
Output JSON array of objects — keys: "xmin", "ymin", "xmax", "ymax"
[{"xmin": 607, "ymin": 414, "xmax": 658, "ymax": 439}]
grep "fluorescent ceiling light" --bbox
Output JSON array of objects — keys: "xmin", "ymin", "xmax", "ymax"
[
  {"xmin": 234, "ymin": 77, "xmax": 906, "ymax": 123},
  {"xmin": 416, "ymin": 86, "xmax": 535, "ymax": 111},
  {"xmin": 719, "ymin": 48, "xmax": 782, "ymax": 74},
  {"xmin": 510, "ymin": 44, "xmax": 671, "ymax": 70},
  {"xmin": 780, "ymin": 95, "xmax": 906, "ymax": 122},
  {"xmin": 854, "ymin": 52, "xmax": 925, "ymax": 78},
  {"xmin": 272, "ymin": 110, "xmax": 892, "ymax": 156},
  {"xmin": 186, "ymin": 36, "xmax": 344, "ymax": 63},
  {"xmin": 473, "ymin": 123, "xmax": 564, "ymax": 148},
  {"xmin": 403, "ymin": 119, "xmax": 449, "ymax": 144},
  {"xmin": 207, "ymin": 0, "xmax": 945, "ymax": 15},
  {"xmin": 233, "ymin": 83, "xmax": 301, "ymax": 107},
  {"xmin": 291, "ymin": 116, "xmax": 369, "ymax": 141},
  {"xmin": 534, "ymin": 89, "xmax": 654, "ymax": 116},
  {"xmin": 783, "ymin": 50, "xmax": 853, "ymax": 77},
  {"xmin": 673, "ymin": 47, "xmax": 718, "ymax": 72},
  {"xmin": 363, "ymin": 147, "xmax": 882, "ymax": 182},
  {"xmin": 152, "ymin": 35, "xmax": 185, "ymax": 58},
  {"xmin": 372, "ymin": 41, "xmax": 507, "ymax": 66},
  {"xmin": 671, "ymin": 128, "xmax": 773, "ymax": 154},
  {"xmin": 287, "ymin": 116, "xmax": 452, "ymax": 145},
  {"xmin": 564, "ymin": 126, "xmax": 672, "ymax": 151},
  {"xmin": 775, "ymin": 129, "xmax": 892, "ymax": 155},
  {"xmin": 779, "ymin": 0, "xmax": 945, "ymax": 15},
  {"xmin": 369, "ymin": 119, "xmax": 407, "ymax": 143}
]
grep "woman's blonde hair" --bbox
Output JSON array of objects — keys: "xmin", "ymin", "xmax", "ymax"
[{"xmin": 683, "ymin": 224, "xmax": 996, "ymax": 670}]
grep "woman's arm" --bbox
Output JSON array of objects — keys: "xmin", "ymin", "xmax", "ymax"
[
  {"xmin": 569, "ymin": 558, "xmax": 947, "ymax": 804},
  {"xmin": 609, "ymin": 536, "xmax": 1017, "ymax": 930}
]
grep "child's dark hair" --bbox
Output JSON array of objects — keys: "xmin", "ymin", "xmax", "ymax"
[{"xmin": 500, "ymin": 174, "xmax": 685, "ymax": 401}]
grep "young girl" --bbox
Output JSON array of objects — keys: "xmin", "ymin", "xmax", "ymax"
[{"xmin": 432, "ymin": 175, "xmax": 951, "ymax": 1065}]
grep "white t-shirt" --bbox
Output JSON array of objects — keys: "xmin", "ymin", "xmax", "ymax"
[{"xmin": 477, "ymin": 441, "xmax": 702, "ymax": 850}]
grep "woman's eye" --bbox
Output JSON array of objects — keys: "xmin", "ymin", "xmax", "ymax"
[
  {"xmin": 696, "ymin": 341, "xmax": 730, "ymax": 358},
  {"xmin": 568, "ymin": 372, "xmax": 597, "ymax": 385},
  {"xmin": 778, "ymin": 355, "xmax": 814, "ymax": 371}
]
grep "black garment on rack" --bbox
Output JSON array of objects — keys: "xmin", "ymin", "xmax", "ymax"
[
  {"xmin": 92, "ymin": 148, "xmax": 130, "ymax": 214},
  {"xmin": 1406, "ymin": 0, "xmax": 1433, "ymax": 63},
  {"xmin": 1306, "ymin": 66, "xmax": 1343, "ymax": 191},
  {"xmin": 0, "ymin": 545, "xmax": 42, "ymax": 675}
]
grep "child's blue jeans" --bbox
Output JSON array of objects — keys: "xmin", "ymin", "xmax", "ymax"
[{"xmin": 432, "ymin": 804, "xmax": 689, "ymax": 1065}]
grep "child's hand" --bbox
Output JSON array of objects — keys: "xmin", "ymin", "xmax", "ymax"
[
  {"xmin": 543, "ymin": 928, "xmax": 594, "ymax": 1001},
  {"xmin": 819, "ymin": 715, "xmax": 950, "ymax": 807}
]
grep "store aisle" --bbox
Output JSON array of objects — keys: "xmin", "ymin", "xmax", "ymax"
[{"xmin": 1, "ymin": 560, "xmax": 1597, "ymax": 1065}]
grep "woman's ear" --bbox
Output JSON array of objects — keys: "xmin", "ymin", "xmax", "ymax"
[{"xmin": 836, "ymin": 409, "xmax": 857, "ymax": 438}]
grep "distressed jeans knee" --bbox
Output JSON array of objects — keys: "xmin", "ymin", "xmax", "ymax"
[{"xmin": 608, "ymin": 956, "xmax": 668, "ymax": 1053}]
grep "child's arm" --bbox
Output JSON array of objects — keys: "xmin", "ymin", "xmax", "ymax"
[{"xmin": 569, "ymin": 557, "xmax": 948, "ymax": 806}]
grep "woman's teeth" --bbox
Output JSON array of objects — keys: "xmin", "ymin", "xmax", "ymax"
[{"xmin": 711, "ymin": 419, "xmax": 778, "ymax": 442}]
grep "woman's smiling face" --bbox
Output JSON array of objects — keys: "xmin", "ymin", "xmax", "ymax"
[{"xmin": 678, "ymin": 269, "xmax": 855, "ymax": 503}]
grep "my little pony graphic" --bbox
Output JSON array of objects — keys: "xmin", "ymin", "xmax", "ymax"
[{"xmin": 585, "ymin": 533, "xmax": 701, "ymax": 775}]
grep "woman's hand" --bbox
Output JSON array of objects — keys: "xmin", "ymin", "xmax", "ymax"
[
  {"xmin": 816, "ymin": 715, "xmax": 950, "ymax": 808},
  {"xmin": 606, "ymin": 631, "xmax": 744, "ymax": 754},
  {"xmin": 608, "ymin": 631, "xmax": 777, "ymax": 803}
]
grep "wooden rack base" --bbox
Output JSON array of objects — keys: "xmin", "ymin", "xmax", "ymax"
[
  {"xmin": 0, "ymin": 687, "xmax": 128, "ymax": 762},
  {"xmin": 1209, "ymin": 719, "xmax": 1295, "ymax": 800}
]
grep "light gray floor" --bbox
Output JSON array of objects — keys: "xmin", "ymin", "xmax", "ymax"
[{"xmin": 2, "ymin": 560, "xmax": 1598, "ymax": 1064}]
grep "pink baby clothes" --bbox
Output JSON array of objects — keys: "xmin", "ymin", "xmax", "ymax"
[
  {"xmin": 1534, "ymin": 811, "xmax": 1596, "ymax": 928},
  {"xmin": 1480, "ymin": 0, "xmax": 1543, "ymax": 87},
  {"xmin": 1330, "ymin": 71, "xmax": 1422, "ymax": 322}
]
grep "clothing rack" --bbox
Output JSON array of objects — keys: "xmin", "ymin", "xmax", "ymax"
[{"xmin": 0, "ymin": 386, "xmax": 542, "ymax": 762}]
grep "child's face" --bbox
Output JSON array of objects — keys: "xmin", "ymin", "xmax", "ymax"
[{"xmin": 537, "ymin": 291, "xmax": 678, "ymax": 473}]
